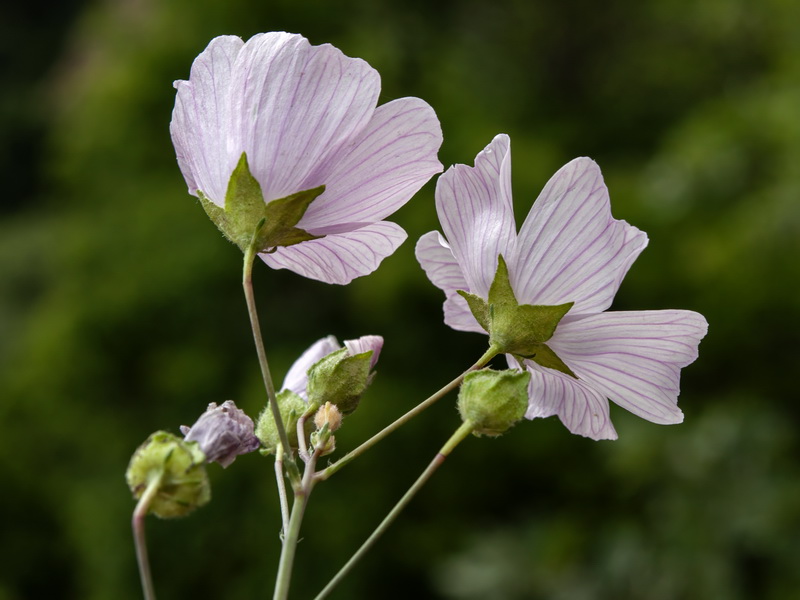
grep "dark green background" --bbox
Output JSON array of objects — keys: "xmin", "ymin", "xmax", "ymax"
[{"xmin": 1, "ymin": 0, "xmax": 798, "ymax": 598}]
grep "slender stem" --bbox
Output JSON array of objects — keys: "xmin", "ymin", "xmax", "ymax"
[
  {"xmin": 132, "ymin": 472, "xmax": 164, "ymax": 600},
  {"xmin": 296, "ymin": 405, "xmax": 317, "ymax": 463},
  {"xmin": 273, "ymin": 448, "xmax": 321, "ymax": 600},
  {"xmin": 242, "ymin": 241, "xmax": 295, "ymax": 474},
  {"xmin": 313, "ymin": 420, "xmax": 476, "ymax": 600},
  {"xmin": 315, "ymin": 345, "xmax": 499, "ymax": 482},
  {"xmin": 274, "ymin": 446, "xmax": 290, "ymax": 536}
]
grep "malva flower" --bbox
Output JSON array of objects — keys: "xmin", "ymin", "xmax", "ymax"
[
  {"xmin": 415, "ymin": 134, "xmax": 708, "ymax": 440},
  {"xmin": 171, "ymin": 32, "xmax": 443, "ymax": 284}
]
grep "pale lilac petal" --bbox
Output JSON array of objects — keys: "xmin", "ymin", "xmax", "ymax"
[
  {"xmin": 344, "ymin": 335, "xmax": 383, "ymax": 367},
  {"xmin": 443, "ymin": 294, "xmax": 484, "ymax": 334},
  {"xmin": 513, "ymin": 158, "xmax": 648, "ymax": 314},
  {"xmin": 415, "ymin": 231, "xmax": 469, "ymax": 295},
  {"xmin": 170, "ymin": 36, "xmax": 244, "ymax": 205},
  {"xmin": 549, "ymin": 310, "xmax": 708, "ymax": 425},
  {"xmin": 298, "ymin": 98, "xmax": 443, "ymax": 232},
  {"xmin": 230, "ymin": 33, "xmax": 380, "ymax": 203},
  {"xmin": 282, "ymin": 335, "xmax": 341, "ymax": 397},
  {"xmin": 436, "ymin": 134, "xmax": 517, "ymax": 297},
  {"xmin": 259, "ymin": 221, "xmax": 406, "ymax": 285},
  {"xmin": 522, "ymin": 362, "xmax": 618, "ymax": 440}
]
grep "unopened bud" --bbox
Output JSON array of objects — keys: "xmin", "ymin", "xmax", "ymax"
[
  {"xmin": 255, "ymin": 389, "xmax": 310, "ymax": 454},
  {"xmin": 126, "ymin": 431, "xmax": 210, "ymax": 518},
  {"xmin": 457, "ymin": 369, "xmax": 531, "ymax": 437},
  {"xmin": 313, "ymin": 402, "xmax": 342, "ymax": 432}
]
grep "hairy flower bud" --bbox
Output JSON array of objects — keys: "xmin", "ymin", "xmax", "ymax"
[
  {"xmin": 255, "ymin": 389, "xmax": 310, "ymax": 455},
  {"xmin": 313, "ymin": 402, "xmax": 342, "ymax": 432},
  {"xmin": 457, "ymin": 369, "xmax": 531, "ymax": 437},
  {"xmin": 305, "ymin": 336, "xmax": 382, "ymax": 415},
  {"xmin": 180, "ymin": 400, "xmax": 260, "ymax": 468},
  {"xmin": 126, "ymin": 431, "xmax": 211, "ymax": 518}
]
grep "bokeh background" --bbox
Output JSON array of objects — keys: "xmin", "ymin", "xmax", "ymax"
[{"xmin": 1, "ymin": 0, "xmax": 799, "ymax": 598}]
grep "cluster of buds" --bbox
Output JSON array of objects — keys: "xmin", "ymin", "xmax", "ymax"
[
  {"xmin": 256, "ymin": 335, "xmax": 383, "ymax": 455},
  {"xmin": 126, "ymin": 400, "xmax": 259, "ymax": 518}
]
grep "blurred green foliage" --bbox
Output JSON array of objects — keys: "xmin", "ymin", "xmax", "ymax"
[{"xmin": 1, "ymin": 0, "xmax": 798, "ymax": 598}]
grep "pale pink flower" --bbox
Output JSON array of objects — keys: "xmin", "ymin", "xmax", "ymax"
[
  {"xmin": 416, "ymin": 134, "xmax": 708, "ymax": 440},
  {"xmin": 171, "ymin": 33, "xmax": 442, "ymax": 284}
]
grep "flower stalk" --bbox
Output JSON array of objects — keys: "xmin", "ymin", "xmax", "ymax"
[
  {"xmin": 243, "ymin": 234, "xmax": 298, "ymax": 484},
  {"xmin": 315, "ymin": 344, "xmax": 499, "ymax": 482},
  {"xmin": 132, "ymin": 471, "xmax": 163, "ymax": 600},
  {"xmin": 273, "ymin": 446, "xmax": 322, "ymax": 600},
  {"xmin": 313, "ymin": 419, "xmax": 477, "ymax": 600}
]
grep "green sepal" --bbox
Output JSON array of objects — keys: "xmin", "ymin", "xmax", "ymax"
[
  {"xmin": 198, "ymin": 152, "xmax": 325, "ymax": 252},
  {"xmin": 457, "ymin": 290, "xmax": 490, "ymax": 331},
  {"xmin": 460, "ymin": 255, "xmax": 576, "ymax": 378},
  {"xmin": 457, "ymin": 368, "xmax": 531, "ymax": 437},
  {"xmin": 125, "ymin": 431, "xmax": 211, "ymax": 518},
  {"xmin": 514, "ymin": 343, "xmax": 577, "ymax": 378},
  {"xmin": 306, "ymin": 348, "xmax": 375, "ymax": 415},
  {"xmin": 254, "ymin": 390, "xmax": 313, "ymax": 455}
]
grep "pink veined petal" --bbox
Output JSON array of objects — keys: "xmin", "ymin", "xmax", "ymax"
[
  {"xmin": 549, "ymin": 310, "xmax": 709, "ymax": 425},
  {"xmin": 415, "ymin": 231, "xmax": 483, "ymax": 334},
  {"xmin": 520, "ymin": 359, "xmax": 618, "ymax": 441},
  {"xmin": 415, "ymin": 231, "xmax": 469, "ymax": 296},
  {"xmin": 513, "ymin": 157, "xmax": 648, "ymax": 315},
  {"xmin": 436, "ymin": 134, "xmax": 517, "ymax": 298},
  {"xmin": 170, "ymin": 35, "xmax": 244, "ymax": 205},
  {"xmin": 229, "ymin": 32, "xmax": 380, "ymax": 203},
  {"xmin": 282, "ymin": 335, "xmax": 342, "ymax": 398},
  {"xmin": 344, "ymin": 335, "xmax": 384, "ymax": 368},
  {"xmin": 443, "ymin": 294, "xmax": 484, "ymax": 334},
  {"xmin": 298, "ymin": 98, "xmax": 443, "ymax": 232},
  {"xmin": 259, "ymin": 221, "xmax": 406, "ymax": 285}
]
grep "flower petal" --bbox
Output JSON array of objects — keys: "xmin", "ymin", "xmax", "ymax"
[
  {"xmin": 415, "ymin": 231, "xmax": 484, "ymax": 333},
  {"xmin": 521, "ymin": 360, "xmax": 618, "ymax": 440},
  {"xmin": 443, "ymin": 294, "xmax": 484, "ymax": 334},
  {"xmin": 549, "ymin": 310, "xmax": 708, "ymax": 425},
  {"xmin": 230, "ymin": 32, "xmax": 381, "ymax": 203},
  {"xmin": 435, "ymin": 134, "xmax": 517, "ymax": 298},
  {"xmin": 282, "ymin": 335, "xmax": 341, "ymax": 397},
  {"xmin": 344, "ymin": 335, "xmax": 384, "ymax": 367},
  {"xmin": 415, "ymin": 231, "xmax": 469, "ymax": 295},
  {"xmin": 170, "ymin": 35, "xmax": 244, "ymax": 205},
  {"xmin": 259, "ymin": 221, "xmax": 406, "ymax": 284},
  {"xmin": 513, "ymin": 158, "xmax": 648, "ymax": 314},
  {"xmin": 298, "ymin": 98, "xmax": 443, "ymax": 232}
]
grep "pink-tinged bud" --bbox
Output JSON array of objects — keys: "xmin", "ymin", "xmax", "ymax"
[{"xmin": 180, "ymin": 400, "xmax": 260, "ymax": 468}]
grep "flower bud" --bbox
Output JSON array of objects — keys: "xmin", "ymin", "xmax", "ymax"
[
  {"xmin": 255, "ymin": 389, "xmax": 309, "ymax": 454},
  {"xmin": 126, "ymin": 431, "xmax": 210, "ymax": 518},
  {"xmin": 306, "ymin": 336, "xmax": 383, "ymax": 415},
  {"xmin": 457, "ymin": 369, "xmax": 531, "ymax": 437},
  {"xmin": 313, "ymin": 402, "xmax": 342, "ymax": 432},
  {"xmin": 180, "ymin": 400, "xmax": 260, "ymax": 468}
]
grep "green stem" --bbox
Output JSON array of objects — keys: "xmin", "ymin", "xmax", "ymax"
[
  {"xmin": 315, "ymin": 345, "xmax": 499, "ymax": 482},
  {"xmin": 132, "ymin": 472, "xmax": 164, "ymax": 600},
  {"xmin": 313, "ymin": 420, "xmax": 476, "ymax": 600},
  {"xmin": 273, "ymin": 449, "xmax": 320, "ymax": 600},
  {"xmin": 242, "ymin": 240, "xmax": 295, "ymax": 478},
  {"xmin": 274, "ymin": 446, "xmax": 290, "ymax": 536}
]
